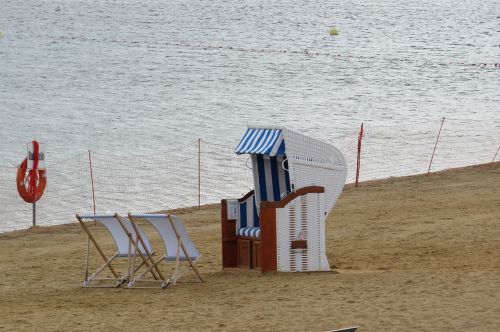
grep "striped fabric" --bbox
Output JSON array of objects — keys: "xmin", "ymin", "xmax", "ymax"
[
  {"xmin": 236, "ymin": 154, "xmax": 291, "ymax": 236},
  {"xmin": 253, "ymin": 154, "xmax": 291, "ymax": 208},
  {"xmin": 235, "ymin": 127, "xmax": 291, "ymax": 238},
  {"xmin": 237, "ymin": 227, "xmax": 261, "ymax": 238},
  {"xmin": 235, "ymin": 128, "xmax": 285, "ymax": 156},
  {"xmin": 237, "ymin": 194, "xmax": 259, "ymax": 229}
]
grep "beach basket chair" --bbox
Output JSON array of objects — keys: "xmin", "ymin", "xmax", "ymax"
[
  {"xmin": 126, "ymin": 213, "xmax": 204, "ymax": 288},
  {"xmin": 221, "ymin": 126, "xmax": 347, "ymax": 272},
  {"xmin": 76, "ymin": 213, "xmax": 160, "ymax": 287}
]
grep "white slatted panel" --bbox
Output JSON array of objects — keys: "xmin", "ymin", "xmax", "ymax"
[
  {"xmin": 276, "ymin": 205, "xmax": 291, "ymax": 271},
  {"xmin": 276, "ymin": 192, "xmax": 329, "ymax": 272},
  {"xmin": 307, "ymin": 193, "xmax": 330, "ymax": 271}
]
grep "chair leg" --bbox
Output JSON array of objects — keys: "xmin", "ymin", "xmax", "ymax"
[
  {"xmin": 77, "ymin": 216, "xmax": 120, "ymax": 278},
  {"xmin": 83, "ymin": 235, "xmax": 90, "ymax": 284},
  {"xmin": 169, "ymin": 216, "xmax": 204, "ymax": 283},
  {"xmin": 171, "ymin": 256, "xmax": 202, "ymax": 285},
  {"xmin": 81, "ymin": 253, "xmax": 129, "ymax": 288},
  {"xmin": 127, "ymin": 256, "xmax": 168, "ymax": 288}
]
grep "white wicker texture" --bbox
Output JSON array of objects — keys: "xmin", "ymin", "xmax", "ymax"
[
  {"xmin": 276, "ymin": 192, "xmax": 329, "ymax": 272},
  {"xmin": 283, "ymin": 129, "xmax": 347, "ymax": 214}
]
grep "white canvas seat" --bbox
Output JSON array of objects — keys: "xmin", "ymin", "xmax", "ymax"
[
  {"xmin": 76, "ymin": 213, "xmax": 160, "ymax": 287},
  {"xmin": 127, "ymin": 213, "xmax": 204, "ymax": 288}
]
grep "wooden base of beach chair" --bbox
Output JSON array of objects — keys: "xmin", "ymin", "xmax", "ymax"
[
  {"xmin": 126, "ymin": 279, "xmax": 174, "ymax": 289},
  {"xmin": 82, "ymin": 276, "xmax": 128, "ymax": 288},
  {"xmin": 126, "ymin": 254, "xmax": 203, "ymax": 289},
  {"xmin": 82, "ymin": 258, "xmax": 154, "ymax": 288}
]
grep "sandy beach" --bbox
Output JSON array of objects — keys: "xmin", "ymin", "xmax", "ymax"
[{"xmin": 0, "ymin": 163, "xmax": 499, "ymax": 331}]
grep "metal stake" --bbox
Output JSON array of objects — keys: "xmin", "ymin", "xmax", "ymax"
[{"xmin": 32, "ymin": 201, "xmax": 36, "ymax": 227}]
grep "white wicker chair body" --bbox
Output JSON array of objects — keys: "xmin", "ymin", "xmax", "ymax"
[
  {"xmin": 282, "ymin": 129, "xmax": 347, "ymax": 214},
  {"xmin": 275, "ymin": 191, "xmax": 329, "ymax": 272}
]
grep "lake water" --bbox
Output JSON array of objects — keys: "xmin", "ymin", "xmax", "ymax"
[
  {"xmin": 1, "ymin": 0, "xmax": 499, "ymax": 166},
  {"xmin": 1, "ymin": 0, "xmax": 499, "ymax": 232}
]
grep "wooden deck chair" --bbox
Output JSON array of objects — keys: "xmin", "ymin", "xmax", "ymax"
[
  {"xmin": 127, "ymin": 213, "xmax": 204, "ymax": 288},
  {"xmin": 76, "ymin": 213, "xmax": 161, "ymax": 287}
]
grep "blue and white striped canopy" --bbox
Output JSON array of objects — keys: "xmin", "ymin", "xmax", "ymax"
[{"xmin": 235, "ymin": 128, "xmax": 285, "ymax": 156}]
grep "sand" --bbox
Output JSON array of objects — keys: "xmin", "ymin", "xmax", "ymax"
[{"xmin": 0, "ymin": 163, "xmax": 499, "ymax": 331}]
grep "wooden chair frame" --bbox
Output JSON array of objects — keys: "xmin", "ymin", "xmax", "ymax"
[
  {"xmin": 76, "ymin": 213, "xmax": 160, "ymax": 288},
  {"xmin": 126, "ymin": 213, "xmax": 204, "ymax": 289}
]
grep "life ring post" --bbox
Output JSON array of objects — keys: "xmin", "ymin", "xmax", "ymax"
[{"xmin": 17, "ymin": 141, "xmax": 46, "ymax": 228}]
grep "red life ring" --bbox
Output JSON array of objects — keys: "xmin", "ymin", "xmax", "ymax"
[{"xmin": 16, "ymin": 158, "xmax": 46, "ymax": 203}]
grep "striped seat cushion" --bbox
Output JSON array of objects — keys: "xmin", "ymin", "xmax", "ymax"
[{"xmin": 237, "ymin": 227, "xmax": 260, "ymax": 238}]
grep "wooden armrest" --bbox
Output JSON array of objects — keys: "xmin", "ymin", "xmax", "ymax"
[
  {"xmin": 238, "ymin": 190, "xmax": 255, "ymax": 202},
  {"xmin": 260, "ymin": 186, "xmax": 325, "ymax": 209}
]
